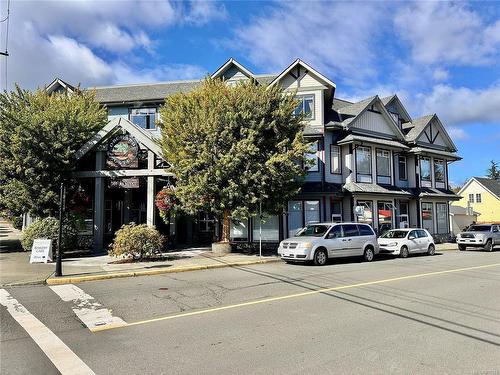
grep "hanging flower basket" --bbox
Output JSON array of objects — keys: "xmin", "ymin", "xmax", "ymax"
[{"xmin": 155, "ymin": 187, "xmax": 178, "ymax": 224}]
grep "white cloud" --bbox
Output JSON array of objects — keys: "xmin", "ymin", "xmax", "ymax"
[
  {"xmin": 432, "ymin": 68, "xmax": 449, "ymax": 81},
  {"xmin": 0, "ymin": 0, "xmax": 220, "ymax": 90},
  {"xmin": 418, "ymin": 84, "xmax": 500, "ymax": 126},
  {"xmin": 447, "ymin": 127, "xmax": 468, "ymax": 140},
  {"xmin": 394, "ymin": 2, "xmax": 500, "ymax": 65},
  {"xmin": 233, "ymin": 2, "xmax": 388, "ymax": 87}
]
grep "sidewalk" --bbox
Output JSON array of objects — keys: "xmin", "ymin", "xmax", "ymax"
[
  {"xmin": 0, "ymin": 242, "xmax": 459, "ymax": 286},
  {"xmin": 0, "ymin": 218, "xmax": 22, "ymax": 252},
  {"xmin": 0, "ymin": 247, "xmax": 281, "ymax": 286}
]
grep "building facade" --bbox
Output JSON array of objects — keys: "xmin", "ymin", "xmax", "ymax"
[
  {"xmin": 47, "ymin": 58, "xmax": 461, "ymax": 251},
  {"xmin": 452, "ymin": 177, "xmax": 500, "ymax": 224}
]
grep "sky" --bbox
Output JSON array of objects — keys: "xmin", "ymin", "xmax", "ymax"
[{"xmin": 0, "ymin": 0, "xmax": 499, "ymax": 186}]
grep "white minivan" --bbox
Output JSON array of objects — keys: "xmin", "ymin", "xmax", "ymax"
[
  {"xmin": 378, "ymin": 228, "xmax": 435, "ymax": 258},
  {"xmin": 278, "ymin": 222, "xmax": 379, "ymax": 266}
]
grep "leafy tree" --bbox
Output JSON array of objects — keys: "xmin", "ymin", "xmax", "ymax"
[
  {"xmin": 159, "ymin": 78, "xmax": 310, "ymax": 242},
  {"xmin": 0, "ymin": 86, "xmax": 107, "ymax": 219},
  {"xmin": 486, "ymin": 160, "xmax": 500, "ymax": 180}
]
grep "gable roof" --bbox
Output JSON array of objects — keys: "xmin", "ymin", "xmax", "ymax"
[
  {"xmin": 405, "ymin": 114, "xmax": 457, "ymax": 151},
  {"xmin": 459, "ymin": 177, "xmax": 500, "ymax": 200},
  {"xmin": 211, "ymin": 58, "xmax": 254, "ymax": 80},
  {"xmin": 381, "ymin": 94, "xmax": 412, "ymax": 122},
  {"xmin": 46, "ymin": 78, "xmax": 76, "ymax": 94},
  {"xmin": 267, "ymin": 59, "xmax": 336, "ymax": 89},
  {"xmin": 74, "ymin": 117, "xmax": 163, "ymax": 161},
  {"xmin": 450, "ymin": 206, "xmax": 480, "ymax": 216},
  {"xmin": 335, "ymin": 95, "xmax": 406, "ymax": 140}
]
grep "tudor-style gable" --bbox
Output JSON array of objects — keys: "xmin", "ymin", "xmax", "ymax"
[
  {"xmin": 381, "ymin": 95, "xmax": 411, "ymax": 130},
  {"xmin": 405, "ymin": 114, "xmax": 457, "ymax": 152}
]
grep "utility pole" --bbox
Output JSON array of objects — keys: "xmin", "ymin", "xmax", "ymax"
[{"xmin": 55, "ymin": 181, "xmax": 65, "ymax": 277}]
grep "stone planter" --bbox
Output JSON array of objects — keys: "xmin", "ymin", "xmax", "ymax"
[{"xmin": 212, "ymin": 242, "xmax": 232, "ymax": 255}]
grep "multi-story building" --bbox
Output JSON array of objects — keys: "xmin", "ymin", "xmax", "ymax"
[{"xmin": 46, "ymin": 58, "xmax": 461, "ymax": 251}]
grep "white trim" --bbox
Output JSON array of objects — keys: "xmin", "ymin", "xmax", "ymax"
[
  {"xmin": 384, "ymin": 95, "xmax": 412, "ymax": 122},
  {"xmin": 72, "ymin": 169, "xmax": 174, "ymax": 178},
  {"xmin": 45, "ymin": 78, "xmax": 75, "ymax": 94},
  {"xmin": 458, "ymin": 177, "xmax": 500, "ymax": 200},
  {"xmin": 267, "ymin": 59, "xmax": 336, "ymax": 89}
]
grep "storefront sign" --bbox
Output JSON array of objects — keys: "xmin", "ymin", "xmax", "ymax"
[
  {"xmin": 29, "ymin": 239, "xmax": 53, "ymax": 263},
  {"xmin": 108, "ymin": 177, "xmax": 140, "ymax": 189},
  {"xmin": 107, "ymin": 134, "xmax": 139, "ymax": 168}
]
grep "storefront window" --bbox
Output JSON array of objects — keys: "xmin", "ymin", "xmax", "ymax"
[
  {"xmin": 331, "ymin": 200, "xmax": 342, "ymax": 223},
  {"xmin": 356, "ymin": 146, "xmax": 372, "ymax": 183},
  {"xmin": 230, "ymin": 218, "xmax": 248, "ymax": 241},
  {"xmin": 397, "ymin": 202, "xmax": 409, "ymax": 228},
  {"xmin": 356, "ymin": 201, "xmax": 373, "ymax": 227},
  {"xmin": 252, "ymin": 215, "xmax": 279, "ymax": 242},
  {"xmin": 287, "ymin": 201, "xmax": 303, "ymax": 237},
  {"xmin": 305, "ymin": 200, "xmax": 320, "ymax": 225},
  {"xmin": 436, "ymin": 203, "xmax": 448, "ymax": 234},
  {"xmin": 422, "ymin": 202, "xmax": 434, "ymax": 233},
  {"xmin": 377, "ymin": 201, "xmax": 393, "ymax": 234}
]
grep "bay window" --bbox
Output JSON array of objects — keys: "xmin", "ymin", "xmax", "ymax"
[
  {"xmin": 420, "ymin": 157, "xmax": 431, "ymax": 181},
  {"xmin": 330, "ymin": 145, "xmax": 341, "ymax": 174},
  {"xmin": 434, "ymin": 159, "xmax": 445, "ymax": 183},
  {"xmin": 398, "ymin": 155, "xmax": 407, "ymax": 180},
  {"xmin": 376, "ymin": 149, "xmax": 391, "ymax": 183},
  {"xmin": 356, "ymin": 146, "xmax": 372, "ymax": 183}
]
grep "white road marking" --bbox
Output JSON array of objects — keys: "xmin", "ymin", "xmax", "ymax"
[
  {"xmin": 0, "ymin": 289, "xmax": 95, "ymax": 375},
  {"xmin": 49, "ymin": 284, "xmax": 126, "ymax": 330}
]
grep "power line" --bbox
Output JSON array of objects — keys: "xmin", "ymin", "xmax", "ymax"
[{"xmin": 1, "ymin": 0, "xmax": 10, "ymax": 90}]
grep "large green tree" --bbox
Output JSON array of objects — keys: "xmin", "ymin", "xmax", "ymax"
[
  {"xmin": 0, "ymin": 86, "xmax": 107, "ymax": 219},
  {"xmin": 159, "ymin": 78, "xmax": 311, "ymax": 242},
  {"xmin": 486, "ymin": 160, "xmax": 500, "ymax": 180}
]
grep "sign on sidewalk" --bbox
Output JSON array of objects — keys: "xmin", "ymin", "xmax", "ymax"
[{"xmin": 29, "ymin": 239, "xmax": 53, "ymax": 263}]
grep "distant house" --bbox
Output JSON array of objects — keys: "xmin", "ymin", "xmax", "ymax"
[
  {"xmin": 452, "ymin": 177, "xmax": 500, "ymax": 223},
  {"xmin": 449, "ymin": 206, "xmax": 480, "ymax": 235}
]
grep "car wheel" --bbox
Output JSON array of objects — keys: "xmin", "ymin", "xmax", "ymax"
[
  {"xmin": 363, "ymin": 247, "xmax": 374, "ymax": 262},
  {"xmin": 484, "ymin": 239, "xmax": 493, "ymax": 252},
  {"xmin": 458, "ymin": 244, "xmax": 466, "ymax": 251},
  {"xmin": 427, "ymin": 244, "xmax": 435, "ymax": 256},
  {"xmin": 400, "ymin": 246, "xmax": 409, "ymax": 259},
  {"xmin": 313, "ymin": 249, "xmax": 327, "ymax": 266}
]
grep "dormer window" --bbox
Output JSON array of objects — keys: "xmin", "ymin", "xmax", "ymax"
[
  {"xmin": 294, "ymin": 95, "xmax": 314, "ymax": 120},
  {"xmin": 130, "ymin": 108, "xmax": 157, "ymax": 130}
]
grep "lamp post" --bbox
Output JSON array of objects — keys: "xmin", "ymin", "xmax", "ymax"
[
  {"xmin": 259, "ymin": 200, "xmax": 262, "ymax": 259},
  {"xmin": 55, "ymin": 181, "xmax": 65, "ymax": 277}
]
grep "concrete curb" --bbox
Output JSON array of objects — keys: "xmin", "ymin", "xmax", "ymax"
[{"xmin": 46, "ymin": 257, "xmax": 282, "ymax": 285}]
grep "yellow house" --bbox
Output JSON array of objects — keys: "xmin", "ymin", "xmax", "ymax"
[{"xmin": 453, "ymin": 177, "xmax": 500, "ymax": 223}]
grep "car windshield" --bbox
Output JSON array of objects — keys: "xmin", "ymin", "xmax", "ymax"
[
  {"xmin": 296, "ymin": 225, "xmax": 330, "ymax": 237},
  {"xmin": 467, "ymin": 225, "xmax": 491, "ymax": 232},
  {"xmin": 380, "ymin": 230, "xmax": 408, "ymax": 239}
]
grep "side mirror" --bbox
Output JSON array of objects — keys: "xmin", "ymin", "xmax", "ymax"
[
  {"xmin": 408, "ymin": 235, "xmax": 416, "ymax": 240},
  {"xmin": 327, "ymin": 232, "xmax": 338, "ymax": 239}
]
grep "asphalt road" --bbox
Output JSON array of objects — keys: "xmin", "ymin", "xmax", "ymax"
[{"xmin": 1, "ymin": 250, "xmax": 500, "ymax": 374}]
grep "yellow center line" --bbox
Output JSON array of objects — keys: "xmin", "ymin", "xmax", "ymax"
[{"xmin": 91, "ymin": 261, "xmax": 500, "ymax": 333}]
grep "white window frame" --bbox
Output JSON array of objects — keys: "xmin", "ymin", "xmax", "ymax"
[
  {"xmin": 476, "ymin": 193, "xmax": 482, "ymax": 203},
  {"xmin": 420, "ymin": 157, "xmax": 431, "ymax": 181},
  {"xmin": 356, "ymin": 146, "xmax": 372, "ymax": 183},
  {"xmin": 376, "ymin": 149, "xmax": 391, "ymax": 178},
  {"xmin": 294, "ymin": 95, "xmax": 315, "ymax": 120},
  {"xmin": 434, "ymin": 159, "xmax": 445, "ymax": 183},
  {"xmin": 330, "ymin": 145, "xmax": 341, "ymax": 174},
  {"xmin": 130, "ymin": 107, "xmax": 157, "ymax": 130},
  {"xmin": 468, "ymin": 193, "xmax": 474, "ymax": 203}
]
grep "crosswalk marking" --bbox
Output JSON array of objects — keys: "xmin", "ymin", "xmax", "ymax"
[
  {"xmin": 49, "ymin": 284, "xmax": 127, "ymax": 330},
  {"xmin": 0, "ymin": 289, "xmax": 95, "ymax": 375}
]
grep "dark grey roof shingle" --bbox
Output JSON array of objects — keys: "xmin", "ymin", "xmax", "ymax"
[
  {"xmin": 343, "ymin": 182, "xmax": 412, "ymax": 196},
  {"xmin": 405, "ymin": 114, "xmax": 434, "ymax": 142},
  {"xmin": 474, "ymin": 177, "xmax": 500, "ymax": 199},
  {"xmin": 337, "ymin": 96, "xmax": 376, "ymax": 117},
  {"xmin": 380, "ymin": 95, "xmax": 395, "ymax": 106}
]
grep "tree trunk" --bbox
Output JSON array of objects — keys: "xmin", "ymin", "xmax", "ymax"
[{"xmin": 221, "ymin": 209, "xmax": 231, "ymax": 243}]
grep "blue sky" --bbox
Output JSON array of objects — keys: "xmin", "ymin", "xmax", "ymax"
[{"xmin": 1, "ymin": 0, "xmax": 499, "ymax": 185}]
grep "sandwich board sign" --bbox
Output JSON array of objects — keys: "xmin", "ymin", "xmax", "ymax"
[{"xmin": 30, "ymin": 239, "xmax": 53, "ymax": 263}]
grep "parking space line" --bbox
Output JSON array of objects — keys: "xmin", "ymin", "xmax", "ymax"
[
  {"xmin": 92, "ymin": 261, "xmax": 500, "ymax": 333},
  {"xmin": 50, "ymin": 284, "xmax": 126, "ymax": 331},
  {"xmin": 0, "ymin": 289, "xmax": 95, "ymax": 375}
]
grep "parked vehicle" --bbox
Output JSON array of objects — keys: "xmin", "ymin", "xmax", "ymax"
[
  {"xmin": 277, "ymin": 223, "xmax": 379, "ymax": 266},
  {"xmin": 456, "ymin": 224, "xmax": 500, "ymax": 252},
  {"xmin": 378, "ymin": 229, "xmax": 435, "ymax": 258}
]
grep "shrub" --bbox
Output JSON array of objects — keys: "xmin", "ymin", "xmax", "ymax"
[
  {"xmin": 21, "ymin": 217, "xmax": 78, "ymax": 252},
  {"xmin": 11, "ymin": 215, "xmax": 23, "ymax": 230},
  {"xmin": 109, "ymin": 223, "xmax": 164, "ymax": 260}
]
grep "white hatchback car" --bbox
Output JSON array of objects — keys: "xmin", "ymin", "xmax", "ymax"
[{"xmin": 378, "ymin": 228, "xmax": 436, "ymax": 258}]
